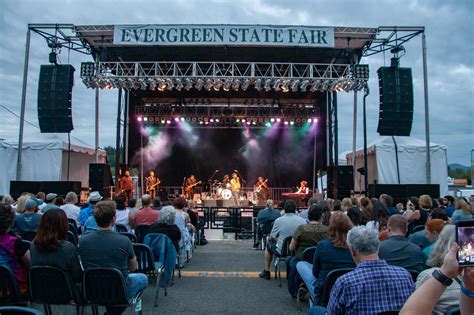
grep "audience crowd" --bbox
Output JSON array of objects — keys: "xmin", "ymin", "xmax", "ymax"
[{"xmin": 1, "ymin": 190, "xmax": 473, "ymax": 314}]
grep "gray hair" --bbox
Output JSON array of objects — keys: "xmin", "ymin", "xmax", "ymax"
[
  {"xmin": 427, "ymin": 224, "xmax": 455, "ymax": 267},
  {"xmin": 158, "ymin": 205, "xmax": 176, "ymax": 225},
  {"xmin": 141, "ymin": 194, "xmax": 152, "ymax": 206},
  {"xmin": 347, "ymin": 225, "xmax": 380, "ymax": 255},
  {"xmin": 2, "ymin": 195, "xmax": 14, "ymax": 206},
  {"xmin": 266, "ymin": 199, "xmax": 273, "ymax": 207},
  {"xmin": 65, "ymin": 191, "xmax": 78, "ymax": 204}
]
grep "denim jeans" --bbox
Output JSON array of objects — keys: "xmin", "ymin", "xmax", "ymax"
[
  {"xmin": 127, "ymin": 273, "xmax": 148, "ymax": 301},
  {"xmin": 296, "ymin": 261, "xmax": 316, "ymax": 298},
  {"xmin": 308, "ymin": 305, "xmax": 326, "ymax": 315}
]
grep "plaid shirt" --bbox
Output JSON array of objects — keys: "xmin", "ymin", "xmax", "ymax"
[{"xmin": 326, "ymin": 259, "xmax": 415, "ymax": 315}]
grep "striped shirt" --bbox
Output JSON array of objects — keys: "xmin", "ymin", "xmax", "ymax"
[{"xmin": 326, "ymin": 259, "xmax": 415, "ymax": 315}]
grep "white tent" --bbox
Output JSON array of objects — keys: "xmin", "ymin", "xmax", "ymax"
[
  {"xmin": 0, "ymin": 133, "xmax": 106, "ymax": 195},
  {"xmin": 345, "ymin": 136, "xmax": 448, "ymax": 196}
]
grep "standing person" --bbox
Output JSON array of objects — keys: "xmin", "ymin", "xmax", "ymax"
[
  {"xmin": 0, "ymin": 204, "xmax": 30, "ymax": 293},
  {"xmin": 230, "ymin": 173, "xmax": 241, "ymax": 206},
  {"xmin": 79, "ymin": 201, "xmax": 148, "ymax": 313},
  {"xmin": 30, "ymin": 208, "xmax": 82, "ymax": 284},
  {"xmin": 13, "ymin": 197, "xmax": 43, "ymax": 233},
  {"xmin": 451, "ymin": 198, "xmax": 473, "ymax": 225},
  {"xmin": 254, "ymin": 177, "xmax": 270, "ymax": 206},
  {"xmin": 184, "ymin": 175, "xmax": 199, "ymax": 201},
  {"xmin": 121, "ymin": 171, "xmax": 134, "ymax": 202},
  {"xmin": 145, "ymin": 170, "xmax": 160, "ymax": 199},
  {"xmin": 60, "ymin": 192, "xmax": 81, "ymax": 226}
]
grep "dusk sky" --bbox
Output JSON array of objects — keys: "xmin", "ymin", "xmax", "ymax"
[{"xmin": 0, "ymin": 0, "xmax": 472, "ymax": 166}]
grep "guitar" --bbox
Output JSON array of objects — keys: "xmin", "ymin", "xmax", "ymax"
[
  {"xmin": 146, "ymin": 179, "xmax": 161, "ymax": 192},
  {"xmin": 255, "ymin": 179, "xmax": 268, "ymax": 193},
  {"xmin": 185, "ymin": 180, "xmax": 202, "ymax": 192}
]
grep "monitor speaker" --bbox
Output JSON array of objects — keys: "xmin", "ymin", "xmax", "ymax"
[
  {"xmin": 327, "ymin": 165, "xmax": 353, "ymax": 199},
  {"xmin": 37, "ymin": 64, "xmax": 75, "ymax": 133},
  {"xmin": 377, "ymin": 66, "xmax": 413, "ymax": 136},
  {"xmin": 89, "ymin": 163, "xmax": 113, "ymax": 198}
]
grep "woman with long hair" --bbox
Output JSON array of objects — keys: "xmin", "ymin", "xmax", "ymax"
[
  {"xmin": 366, "ymin": 200, "xmax": 389, "ymax": 232},
  {"xmin": 30, "ymin": 208, "xmax": 82, "ymax": 283},
  {"xmin": 296, "ymin": 212, "xmax": 355, "ymax": 304},
  {"xmin": 451, "ymin": 198, "xmax": 473, "ymax": 225},
  {"xmin": 114, "ymin": 194, "xmax": 132, "ymax": 232},
  {"xmin": 359, "ymin": 197, "xmax": 372, "ymax": 225},
  {"xmin": 407, "ymin": 194, "xmax": 432, "ymax": 234}
]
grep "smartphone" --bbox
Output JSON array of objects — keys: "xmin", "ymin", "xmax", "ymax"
[{"xmin": 456, "ymin": 219, "xmax": 474, "ymax": 267}]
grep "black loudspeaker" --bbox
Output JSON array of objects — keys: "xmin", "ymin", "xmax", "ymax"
[
  {"xmin": 9, "ymin": 181, "xmax": 42, "ymax": 199},
  {"xmin": 327, "ymin": 165, "xmax": 354, "ymax": 200},
  {"xmin": 38, "ymin": 64, "xmax": 75, "ymax": 133},
  {"xmin": 89, "ymin": 164, "xmax": 113, "ymax": 198},
  {"xmin": 41, "ymin": 181, "xmax": 81, "ymax": 197},
  {"xmin": 377, "ymin": 66, "xmax": 413, "ymax": 136}
]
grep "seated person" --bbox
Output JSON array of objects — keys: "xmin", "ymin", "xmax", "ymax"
[
  {"xmin": 287, "ymin": 204, "xmax": 328, "ymax": 298},
  {"xmin": 0, "ymin": 204, "xmax": 30, "ymax": 293},
  {"xmin": 408, "ymin": 208, "xmax": 449, "ymax": 249},
  {"xmin": 254, "ymin": 199, "xmax": 281, "ymax": 248},
  {"xmin": 79, "ymin": 201, "xmax": 148, "ymax": 313},
  {"xmin": 422, "ymin": 219, "xmax": 448, "ymax": 261},
  {"xmin": 78, "ymin": 191, "xmax": 102, "ymax": 230},
  {"xmin": 30, "ymin": 208, "xmax": 82, "ymax": 284},
  {"xmin": 451, "ymin": 197, "xmax": 473, "ymax": 225},
  {"xmin": 379, "ymin": 215, "xmax": 425, "ymax": 272},
  {"xmin": 133, "ymin": 194, "xmax": 159, "ymax": 227},
  {"xmin": 296, "ymin": 212, "xmax": 355, "ymax": 304},
  {"xmin": 114, "ymin": 194, "xmax": 132, "ymax": 232},
  {"xmin": 311, "ymin": 226, "xmax": 415, "ymax": 314},
  {"xmin": 259, "ymin": 199, "xmax": 306, "ymax": 280},
  {"xmin": 415, "ymin": 225, "xmax": 461, "ymax": 315},
  {"xmin": 60, "ymin": 191, "xmax": 81, "ymax": 226},
  {"xmin": 148, "ymin": 206, "xmax": 182, "ymax": 252},
  {"xmin": 13, "ymin": 197, "xmax": 43, "ymax": 233}
]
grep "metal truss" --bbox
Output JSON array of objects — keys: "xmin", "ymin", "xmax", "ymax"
[
  {"xmin": 363, "ymin": 26, "xmax": 424, "ymax": 57},
  {"xmin": 29, "ymin": 24, "xmax": 91, "ymax": 55}
]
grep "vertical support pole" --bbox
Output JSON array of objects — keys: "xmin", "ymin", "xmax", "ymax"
[
  {"xmin": 124, "ymin": 90, "xmax": 130, "ymax": 166},
  {"xmin": 115, "ymin": 89, "xmax": 122, "ymax": 193},
  {"xmin": 327, "ymin": 92, "xmax": 333, "ymax": 166},
  {"xmin": 312, "ymin": 125, "xmax": 317, "ymax": 194},
  {"xmin": 363, "ymin": 86, "xmax": 370, "ymax": 195},
  {"xmin": 94, "ymin": 56, "xmax": 100, "ymax": 163},
  {"xmin": 422, "ymin": 32, "xmax": 431, "ymax": 184},
  {"xmin": 333, "ymin": 92, "xmax": 339, "ymax": 164},
  {"xmin": 140, "ymin": 133, "xmax": 144, "ymax": 197},
  {"xmin": 16, "ymin": 28, "xmax": 31, "ymax": 180},
  {"xmin": 352, "ymin": 91, "xmax": 358, "ymax": 187}
]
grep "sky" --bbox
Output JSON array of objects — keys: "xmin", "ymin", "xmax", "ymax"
[{"xmin": 0, "ymin": 0, "xmax": 473, "ymax": 166}]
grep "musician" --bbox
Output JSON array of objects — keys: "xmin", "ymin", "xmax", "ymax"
[
  {"xmin": 296, "ymin": 180, "xmax": 310, "ymax": 195},
  {"xmin": 145, "ymin": 170, "xmax": 160, "ymax": 199},
  {"xmin": 221, "ymin": 174, "xmax": 230, "ymax": 188},
  {"xmin": 230, "ymin": 172, "xmax": 241, "ymax": 206},
  {"xmin": 121, "ymin": 170, "xmax": 134, "ymax": 201},
  {"xmin": 254, "ymin": 177, "xmax": 270, "ymax": 205},
  {"xmin": 185, "ymin": 175, "xmax": 198, "ymax": 201}
]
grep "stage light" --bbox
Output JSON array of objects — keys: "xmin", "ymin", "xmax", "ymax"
[
  {"xmin": 185, "ymin": 78, "xmax": 193, "ymax": 90},
  {"xmin": 143, "ymin": 116, "xmax": 148, "ymax": 122},
  {"xmin": 270, "ymin": 118, "xmax": 275, "ymax": 123},
  {"xmin": 241, "ymin": 79, "xmax": 251, "ymax": 91},
  {"xmin": 139, "ymin": 79, "xmax": 147, "ymax": 90},
  {"xmin": 147, "ymin": 78, "xmax": 157, "ymax": 90},
  {"xmin": 186, "ymin": 117, "xmax": 191, "ymax": 122},
  {"xmin": 157, "ymin": 79, "xmax": 166, "ymax": 91},
  {"xmin": 296, "ymin": 118, "xmax": 301, "ymax": 123},
  {"xmin": 166, "ymin": 120, "xmax": 171, "ymax": 124},
  {"xmin": 191, "ymin": 117, "xmax": 197, "ymax": 122},
  {"xmin": 264, "ymin": 79, "xmax": 272, "ymax": 92},
  {"xmin": 254, "ymin": 78, "xmax": 262, "ymax": 90},
  {"xmin": 174, "ymin": 117, "xmax": 180, "ymax": 122},
  {"xmin": 215, "ymin": 118, "xmax": 220, "ymax": 123},
  {"xmin": 273, "ymin": 79, "xmax": 281, "ymax": 92},
  {"xmin": 223, "ymin": 79, "xmax": 232, "ymax": 91},
  {"xmin": 82, "ymin": 77, "xmax": 92, "ymax": 88},
  {"xmin": 161, "ymin": 119, "xmax": 165, "ymax": 124},
  {"xmin": 252, "ymin": 121, "xmax": 257, "ymax": 125},
  {"xmin": 180, "ymin": 117, "xmax": 185, "ymax": 122},
  {"xmin": 236, "ymin": 118, "xmax": 241, "ymax": 123},
  {"xmin": 232, "ymin": 79, "xmax": 241, "ymax": 91},
  {"xmin": 213, "ymin": 79, "xmax": 223, "ymax": 91},
  {"xmin": 80, "ymin": 62, "xmax": 95, "ymax": 77},
  {"xmin": 313, "ymin": 118, "xmax": 318, "ymax": 123},
  {"xmin": 290, "ymin": 121, "xmax": 295, "ymax": 125},
  {"xmin": 195, "ymin": 78, "xmax": 204, "ymax": 90},
  {"xmin": 246, "ymin": 121, "xmax": 251, "ymax": 125},
  {"xmin": 137, "ymin": 116, "xmax": 143, "ymax": 122},
  {"xmin": 310, "ymin": 80, "xmax": 322, "ymax": 92},
  {"xmin": 291, "ymin": 79, "xmax": 300, "ymax": 92},
  {"xmin": 258, "ymin": 117, "xmax": 264, "ymax": 123},
  {"xmin": 199, "ymin": 121, "xmax": 204, "ymax": 125},
  {"xmin": 300, "ymin": 80, "xmax": 309, "ymax": 91},
  {"xmin": 276, "ymin": 118, "xmax": 281, "ymax": 123},
  {"xmin": 175, "ymin": 78, "xmax": 184, "ymax": 91},
  {"xmin": 205, "ymin": 121, "xmax": 209, "ymax": 125},
  {"xmin": 353, "ymin": 64, "xmax": 369, "ymax": 80},
  {"xmin": 241, "ymin": 118, "xmax": 246, "ymax": 123},
  {"xmin": 281, "ymin": 80, "xmax": 291, "ymax": 92},
  {"xmin": 205, "ymin": 79, "xmax": 213, "ymax": 91},
  {"xmin": 210, "ymin": 118, "xmax": 215, "ymax": 123},
  {"xmin": 321, "ymin": 80, "xmax": 331, "ymax": 91},
  {"xmin": 284, "ymin": 121, "xmax": 289, "ymax": 125},
  {"xmin": 307, "ymin": 118, "xmax": 312, "ymax": 123}
]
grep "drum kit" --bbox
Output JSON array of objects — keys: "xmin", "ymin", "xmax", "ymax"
[{"xmin": 211, "ymin": 180, "xmax": 232, "ymax": 200}]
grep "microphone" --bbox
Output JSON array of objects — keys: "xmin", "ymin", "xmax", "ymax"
[{"xmin": 215, "ymin": 169, "xmax": 219, "ymax": 173}]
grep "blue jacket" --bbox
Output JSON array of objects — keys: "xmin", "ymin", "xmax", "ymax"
[{"xmin": 144, "ymin": 233, "xmax": 177, "ymax": 285}]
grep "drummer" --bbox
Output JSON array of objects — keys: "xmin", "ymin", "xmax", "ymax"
[{"xmin": 221, "ymin": 174, "xmax": 230, "ymax": 188}]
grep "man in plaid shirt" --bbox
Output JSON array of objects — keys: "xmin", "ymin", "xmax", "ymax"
[{"xmin": 310, "ymin": 225, "xmax": 415, "ymax": 315}]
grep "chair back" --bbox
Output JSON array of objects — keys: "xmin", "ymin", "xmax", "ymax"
[
  {"xmin": 29, "ymin": 265, "xmax": 79, "ymax": 305},
  {"xmin": 302, "ymin": 246, "xmax": 318, "ymax": 263},
  {"xmin": 115, "ymin": 224, "xmax": 128, "ymax": 233},
  {"xmin": 20, "ymin": 230, "xmax": 37, "ymax": 241},
  {"xmin": 261, "ymin": 220, "xmax": 275, "ymax": 235},
  {"xmin": 135, "ymin": 225, "xmax": 151, "ymax": 243},
  {"xmin": 406, "ymin": 269, "xmax": 420, "ymax": 282},
  {"xmin": 133, "ymin": 243, "xmax": 156, "ymax": 276},
  {"xmin": 68, "ymin": 222, "xmax": 79, "ymax": 236},
  {"xmin": 66, "ymin": 231, "xmax": 78, "ymax": 247},
  {"xmin": 319, "ymin": 268, "xmax": 354, "ymax": 306},
  {"xmin": 83, "ymin": 268, "xmax": 129, "ymax": 306},
  {"xmin": 120, "ymin": 232, "xmax": 138, "ymax": 243},
  {"xmin": 0, "ymin": 306, "xmax": 44, "ymax": 314},
  {"xmin": 0, "ymin": 265, "xmax": 23, "ymax": 305},
  {"xmin": 144, "ymin": 233, "xmax": 177, "ymax": 284},
  {"xmin": 279, "ymin": 236, "xmax": 293, "ymax": 257}
]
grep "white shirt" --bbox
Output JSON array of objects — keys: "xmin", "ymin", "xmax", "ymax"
[
  {"xmin": 60, "ymin": 203, "xmax": 81, "ymax": 225},
  {"xmin": 115, "ymin": 208, "xmax": 131, "ymax": 232}
]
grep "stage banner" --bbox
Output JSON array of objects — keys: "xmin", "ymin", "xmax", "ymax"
[{"xmin": 113, "ymin": 25, "xmax": 334, "ymax": 47}]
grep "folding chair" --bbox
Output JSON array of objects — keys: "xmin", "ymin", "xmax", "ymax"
[
  {"xmin": 0, "ymin": 265, "xmax": 27, "ymax": 306},
  {"xmin": 115, "ymin": 224, "xmax": 128, "ymax": 233},
  {"xmin": 135, "ymin": 225, "xmax": 150, "ymax": 243},
  {"xmin": 67, "ymin": 231, "xmax": 78, "ymax": 247},
  {"xmin": 20, "ymin": 230, "xmax": 37, "ymax": 242},
  {"xmin": 274, "ymin": 236, "xmax": 292, "ymax": 287},
  {"xmin": 121, "ymin": 232, "xmax": 138, "ymax": 243},
  {"xmin": 259, "ymin": 220, "xmax": 275, "ymax": 250},
  {"xmin": 319, "ymin": 268, "xmax": 354, "ymax": 306}
]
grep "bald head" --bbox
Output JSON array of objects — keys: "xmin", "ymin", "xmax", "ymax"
[{"xmin": 387, "ymin": 214, "xmax": 408, "ymax": 236}]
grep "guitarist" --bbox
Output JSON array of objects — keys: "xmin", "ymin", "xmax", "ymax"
[
  {"xmin": 254, "ymin": 177, "xmax": 270, "ymax": 205},
  {"xmin": 184, "ymin": 175, "xmax": 200, "ymax": 201},
  {"xmin": 145, "ymin": 170, "xmax": 160, "ymax": 199}
]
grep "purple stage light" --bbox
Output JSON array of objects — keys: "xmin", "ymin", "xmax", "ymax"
[
  {"xmin": 242, "ymin": 119, "xmax": 246, "ymax": 123},
  {"xmin": 174, "ymin": 117, "xmax": 180, "ymax": 122},
  {"xmin": 276, "ymin": 118, "xmax": 281, "ymax": 123},
  {"xmin": 137, "ymin": 116, "xmax": 142, "ymax": 122},
  {"xmin": 166, "ymin": 120, "xmax": 171, "ymax": 124},
  {"xmin": 210, "ymin": 118, "xmax": 215, "ymax": 123},
  {"xmin": 284, "ymin": 121, "xmax": 289, "ymax": 125},
  {"xmin": 215, "ymin": 118, "xmax": 220, "ymax": 123}
]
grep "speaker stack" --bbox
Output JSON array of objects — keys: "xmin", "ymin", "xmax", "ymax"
[
  {"xmin": 37, "ymin": 64, "xmax": 75, "ymax": 133},
  {"xmin": 327, "ymin": 165, "xmax": 354, "ymax": 200},
  {"xmin": 89, "ymin": 164, "xmax": 113, "ymax": 199}
]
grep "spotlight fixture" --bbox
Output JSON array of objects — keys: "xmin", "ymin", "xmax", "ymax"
[
  {"xmin": 232, "ymin": 79, "xmax": 241, "ymax": 91},
  {"xmin": 264, "ymin": 79, "xmax": 272, "ymax": 92},
  {"xmin": 137, "ymin": 116, "xmax": 142, "ymax": 122},
  {"xmin": 290, "ymin": 121, "xmax": 295, "ymax": 125},
  {"xmin": 143, "ymin": 116, "xmax": 148, "ymax": 122},
  {"xmin": 180, "ymin": 117, "xmax": 185, "ymax": 122},
  {"xmin": 185, "ymin": 78, "xmax": 193, "ymax": 90},
  {"xmin": 213, "ymin": 79, "xmax": 223, "ymax": 91},
  {"xmin": 175, "ymin": 78, "xmax": 184, "ymax": 91},
  {"xmin": 290, "ymin": 80, "xmax": 300, "ymax": 92},
  {"xmin": 281, "ymin": 80, "xmax": 291, "ymax": 92},
  {"xmin": 270, "ymin": 118, "xmax": 275, "ymax": 123},
  {"xmin": 138, "ymin": 79, "xmax": 148, "ymax": 90},
  {"xmin": 166, "ymin": 78, "xmax": 174, "ymax": 91},
  {"xmin": 300, "ymin": 80, "xmax": 309, "ymax": 91},
  {"xmin": 215, "ymin": 118, "xmax": 220, "ymax": 123},
  {"xmin": 284, "ymin": 121, "xmax": 289, "ymax": 125},
  {"xmin": 205, "ymin": 79, "xmax": 213, "ymax": 91},
  {"xmin": 147, "ymin": 78, "xmax": 157, "ymax": 90},
  {"xmin": 195, "ymin": 78, "xmax": 204, "ymax": 90},
  {"xmin": 273, "ymin": 79, "xmax": 282, "ymax": 92},
  {"xmin": 223, "ymin": 79, "xmax": 232, "ymax": 91},
  {"xmin": 241, "ymin": 79, "xmax": 251, "ymax": 91},
  {"xmin": 254, "ymin": 78, "xmax": 262, "ymax": 91},
  {"xmin": 80, "ymin": 62, "xmax": 95, "ymax": 77},
  {"xmin": 276, "ymin": 118, "xmax": 281, "ymax": 123}
]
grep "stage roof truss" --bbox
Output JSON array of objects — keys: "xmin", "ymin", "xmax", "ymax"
[
  {"xmin": 82, "ymin": 61, "xmax": 366, "ymax": 92},
  {"xmin": 363, "ymin": 26, "xmax": 424, "ymax": 57}
]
